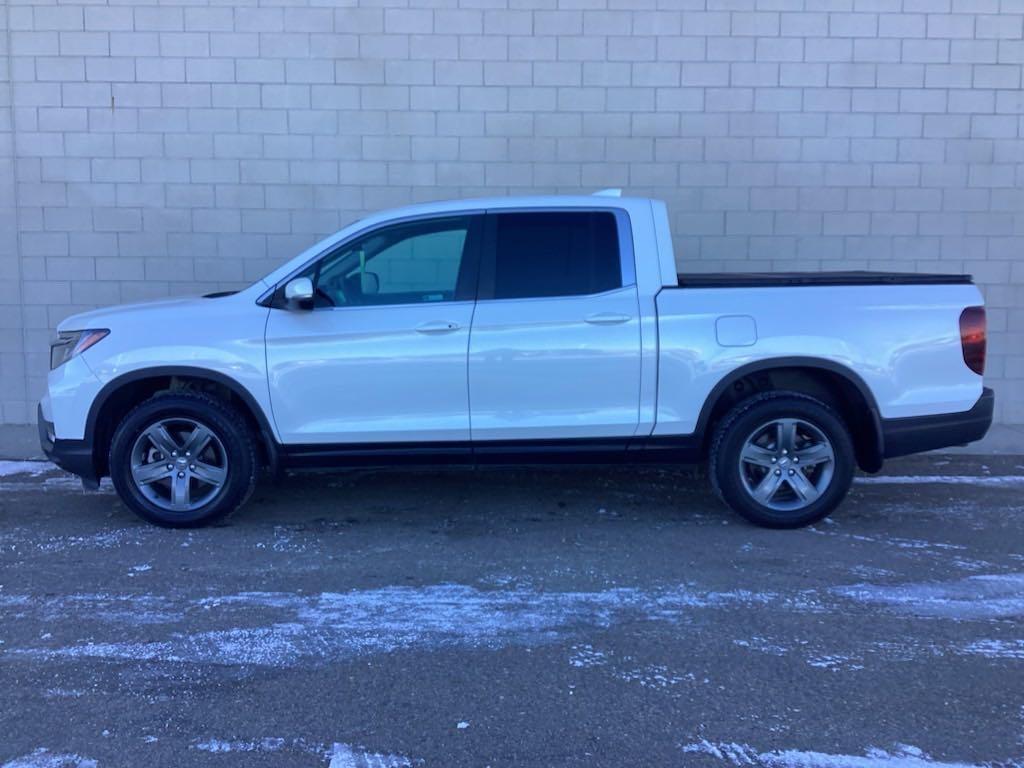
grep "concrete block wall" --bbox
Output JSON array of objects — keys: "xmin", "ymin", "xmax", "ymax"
[
  {"xmin": 1, "ymin": 5, "xmax": 28, "ymax": 424},
  {"xmin": 2, "ymin": 0, "xmax": 1023, "ymax": 426}
]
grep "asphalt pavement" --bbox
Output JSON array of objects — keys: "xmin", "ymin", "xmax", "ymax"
[{"xmin": 1, "ymin": 455, "xmax": 1022, "ymax": 767}]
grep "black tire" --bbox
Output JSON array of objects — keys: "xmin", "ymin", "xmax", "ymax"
[
  {"xmin": 109, "ymin": 391, "xmax": 257, "ymax": 527},
  {"xmin": 709, "ymin": 391, "xmax": 855, "ymax": 529}
]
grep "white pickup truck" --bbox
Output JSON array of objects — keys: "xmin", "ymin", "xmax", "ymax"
[{"xmin": 40, "ymin": 193, "xmax": 993, "ymax": 529}]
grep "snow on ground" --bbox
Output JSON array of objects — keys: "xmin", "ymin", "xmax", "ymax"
[
  {"xmin": 194, "ymin": 737, "xmax": 290, "ymax": 754},
  {"xmin": 0, "ymin": 528, "xmax": 155, "ymax": 554},
  {"xmin": 0, "ymin": 461, "xmax": 54, "ymax": 477},
  {"xmin": 567, "ymin": 645, "xmax": 692, "ymax": 688},
  {"xmin": 0, "ymin": 750, "xmax": 97, "ymax": 768},
  {"xmin": 732, "ymin": 636, "xmax": 792, "ymax": 656},
  {"xmin": 8, "ymin": 570, "xmax": 1023, "ymax": 670},
  {"xmin": 833, "ymin": 573, "xmax": 1024, "ymax": 620},
  {"xmin": 569, "ymin": 644, "xmax": 609, "ymax": 668},
  {"xmin": 855, "ymin": 475, "xmax": 1024, "ymax": 487},
  {"xmin": 190, "ymin": 738, "xmax": 415, "ymax": 766},
  {"xmin": 956, "ymin": 639, "xmax": 1024, "ymax": 660},
  {"xmin": 0, "ymin": 461, "xmax": 118, "ymax": 494},
  {"xmin": 10, "ymin": 584, "xmax": 781, "ymax": 668},
  {"xmin": 0, "ymin": 592, "xmax": 182, "ymax": 625},
  {"xmin": 328, "ymin": 742, "xmax": 412, "ymax": 768},
  {"xmin": 681, "ymin": 740, "xmax": 1010, "ymax": 767}
]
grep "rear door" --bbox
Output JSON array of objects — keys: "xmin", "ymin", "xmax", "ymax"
[{"xmin": 468, "ymin": 209, "xmax": 642, "ymax": 441}]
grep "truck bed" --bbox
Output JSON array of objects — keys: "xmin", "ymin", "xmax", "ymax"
[{"xmin": 675, "ymin": 271, "xmax": 972, "ymax": 289}]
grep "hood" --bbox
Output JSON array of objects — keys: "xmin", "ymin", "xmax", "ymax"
[{"xmin": 56, "ymin": 282, "xmax": 268, "ymax": 333}]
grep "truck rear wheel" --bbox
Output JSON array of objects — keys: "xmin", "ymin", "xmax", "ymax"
[
  {"xmin": 709, "ymin": 391, "xmax": 855, "ymax": 528},
  {"xmin": 109, "ymin": 391, "xmax": 257, "ymax": 527}
]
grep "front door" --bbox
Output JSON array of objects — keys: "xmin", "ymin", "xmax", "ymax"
[
  {"xmin": 265, "ymin": 214, "xmax": 482, "ymax": 444},
  {"xmin": 468, "ymin": 210, "xmax": 643, "ymax": 441}
]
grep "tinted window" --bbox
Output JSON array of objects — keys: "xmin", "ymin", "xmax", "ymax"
[
  {"xmin": 492, "ymin": 211, "xmax": 622, "ymax": 299},
  {"xmin": 308, "ymin": 217, "xmax": 473, "ymax": 307}
]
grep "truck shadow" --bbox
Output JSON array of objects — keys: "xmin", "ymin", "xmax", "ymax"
[
  {"xmin": 5, "ymin": 454, "xmax": 1013, "ymax": 536},
  {"xmin": 240, "ymin": 464, "xmax": 719, "ymax": 529}
]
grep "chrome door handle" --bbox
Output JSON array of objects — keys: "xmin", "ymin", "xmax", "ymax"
[
  {"xmin": 415, "ymin": 321, "xmax": 461, "ymax": 334},
  {"xmin": 585, "ymin": 313, "xmax": 631, "ymax": 325}
]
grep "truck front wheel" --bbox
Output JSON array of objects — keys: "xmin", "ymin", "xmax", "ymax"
[
  {"xmin": 109, "ymin": 391, "xmax": 257, "ymax": 527},
  {"xmin": 709, "ymin": 392, "xmax": 855, "ymax": 528}
]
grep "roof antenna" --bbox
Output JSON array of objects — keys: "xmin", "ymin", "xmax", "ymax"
[{"xmin": 592, "ymin": 188, "xmax": 622, "ymax": 197}]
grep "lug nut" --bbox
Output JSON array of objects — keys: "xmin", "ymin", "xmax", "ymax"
[
  {"xmin": 774, "ymin": 469, "xmax": 781, "ymax": 476},
  {"xmin": 189, "ymin": 464, "xmax": 195, "ymax": 470},
  {"xmin": 177, "ymin": 471, "xmax": 185, "ymax": 478},
  {"xmin": 171, "ymin": 451, "xmax": 177, "ymax": 457},
  {"xmin": 771, "ymin": 457, "xmax": 777, "ymax": 463},
  {"xmin": 186, "ymin": 451, "xmax": 190, "ymax": 457},
  {"xmin": 165, "ymin": 464, "xmax": 173, "ymax": 470},
  {"xmin": 782, "ymin": 449, "xmax": 788, "ymax": 455},
  {"xmin": 793, "ymin": 457, "xmax": 799, "ymax": 463},
  {"xmin": 788, "ymin": 469, "xmax": 795, "ymax": 475}
]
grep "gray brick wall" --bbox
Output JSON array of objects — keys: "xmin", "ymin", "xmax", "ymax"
[
  {"xmin": 1, "ymin": 5, "xmax": 28, "ymax": 424},
  {"xmin": 2, "ymin": 0, "xmax": 1023, "ymax": 426}
]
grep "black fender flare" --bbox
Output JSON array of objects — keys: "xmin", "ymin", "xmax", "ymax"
[
  {"xmin": 695, "ymin": 356, "xmax": 885, "ymax": 471},
  {"xmin": 86, "ymin": 366, "xmax": 280, "ymax": 475}
]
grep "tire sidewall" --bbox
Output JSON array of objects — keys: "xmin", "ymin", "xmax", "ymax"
[
  {"xmin": 713, "ymin": 396, "xmax": 855, "ymax": 529},
  {"xmin": 110, "ymin": 395, "xmax": 254, "ymax": 527}
]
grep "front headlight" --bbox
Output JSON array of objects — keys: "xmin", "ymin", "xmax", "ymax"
[{"xmin": 50, "ymin": 329, "xmax": 109, "ymax": 370}]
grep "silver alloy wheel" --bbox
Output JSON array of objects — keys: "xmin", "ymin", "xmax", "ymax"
[
  {"xmin": 129, "ymin": 417, "xmax": 228, "ymax": 513},
  {"xmin": 738, "ymin": 418, "xmax": 835, "ymax": 512}
]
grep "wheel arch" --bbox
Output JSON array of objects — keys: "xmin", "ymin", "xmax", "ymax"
[
  {"xmin": 86, "ymin": 366, "xmax": 279, "ymax": 478},
  {"xmin": 697, "ymin": 357, "xmax": 884, "ymax": 473}
]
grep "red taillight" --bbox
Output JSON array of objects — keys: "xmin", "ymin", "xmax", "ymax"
[{"xmin": 959, "ymin": 306, "xmax": 986, "ymax": 375}]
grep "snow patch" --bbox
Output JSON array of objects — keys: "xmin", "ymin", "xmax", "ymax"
[
  {"xmin": 682, "ymin": 740, "xmax": 992, "ymax": 767},
  {"xmin": 1, "ymin": 592, "xmax": 182, "ymax": 625},
  {"xmin": 956, "ymin": 640, "xmax": 1024, "ymax": 660},
  {"xmin": 834, "ymin": 573, "xmax": 1024, "ymax": 620},
  {"xmin": 43, "ymin": 689, "xmax": 84, "ymax": 699},
  {"xmin": 0, "ymin": 749, "xmax": 97, "ymax": 768},
  {"xmin": 20, "ymin": 583, "xmax": 777, "ymax": 668},
  {"xmin": 806, "ymin": 653, "xmax": 865, "ymax": 671},
  {"xmin": 328, "ymin": 742, "xmax": 412, "ymax": 768},
  {"xmin": 733, "ymin": 636, "xmax": 791, "ymax": 656},
  {"xmin": 807, "ymin": 528, "xmax": 970, "ymax": 558},
  {"xmin": 0, "ymin": 528, "xmax": 153, "ymax": 554},
  {"xmin": 616, "ymin": 664, "xmax": 689, "ymax": 689},
  {"xmin": 568, "ymin": 644, "xmax": 691, "ymax": 689},
  {"xmin": 0, "ymin": 461, "xmax": 54, "ymax": 477},
  {"xmin": 190, "ymin": 737, "xmax": 414, "ymax": 766},
  {"xmin": 855, "ymin": 475, "xmax": 1024, "ymax": 488},
  {"xmin": 569, "ymin": 644, "xmax": 608, "ymax": 668},
  {"xmin": 0, "ymin": 462, "xmax": 114, "ymax": 494},
  {"xmin": 194, "ymin": 737, "xmax": 288, "ymax": 754}
]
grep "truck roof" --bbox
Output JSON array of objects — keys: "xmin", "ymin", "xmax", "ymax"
[
  {"xmin": 356, "ymin": 193, "xmax": 654, "ymax": 222},
  {"xmin": 257, "ymin": 193, "xmax": 675, "ymax": 291}
]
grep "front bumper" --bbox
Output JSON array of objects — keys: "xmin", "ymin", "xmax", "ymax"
[
  {"xmin": 881, "ymin": 387, "xmax": 995, "ymax": 459},
  {"xmin": 38, "ymin": 404, "xmax": 99, "ymax": 488}
]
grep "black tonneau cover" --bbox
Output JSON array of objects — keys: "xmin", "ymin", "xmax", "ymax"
[{"xmin": 676, "ymin": 271, "xmax": 972, "ymax": 288}]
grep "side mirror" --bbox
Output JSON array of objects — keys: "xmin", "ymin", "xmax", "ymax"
[{"xmin": 283, "ymin": 277, "xmax": 314, "ymax": 310}]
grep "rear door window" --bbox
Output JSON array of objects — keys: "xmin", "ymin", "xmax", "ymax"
[{"xmin": 488, "ymin": 211, "xmax": 622, "ymax": 300}]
